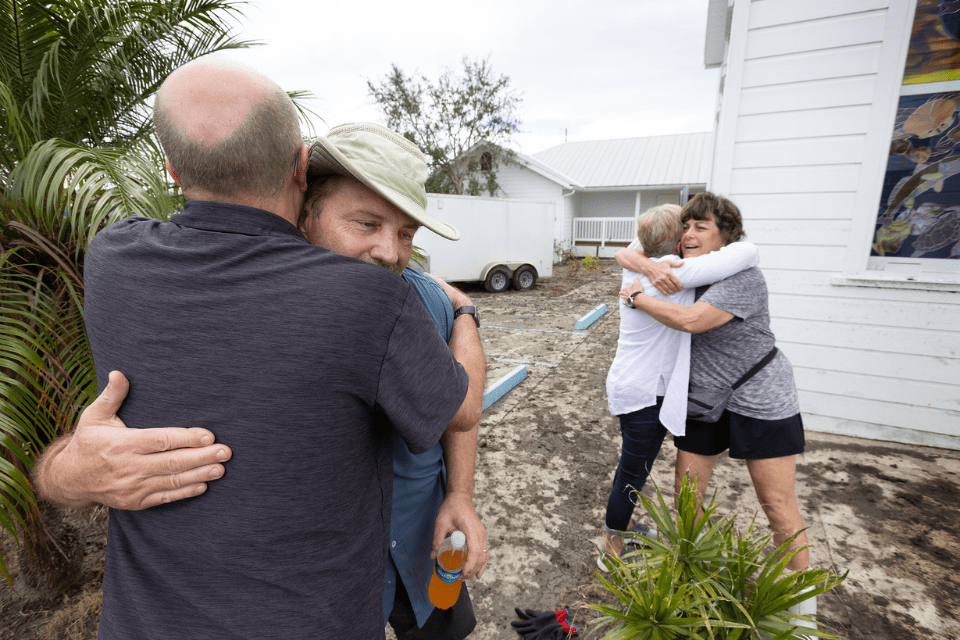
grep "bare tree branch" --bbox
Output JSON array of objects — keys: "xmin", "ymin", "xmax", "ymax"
[{"xmin": 367, "ymin": 56, "xmax": 522, "ymax": 196}]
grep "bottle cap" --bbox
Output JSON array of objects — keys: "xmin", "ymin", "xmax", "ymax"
[{"xmin": 450, "ymin": 531, "xmax": 466, "ymax": 549}]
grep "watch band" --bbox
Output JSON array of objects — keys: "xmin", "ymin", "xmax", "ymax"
[
  {"xmin": 626, "ymin": 291, "xmax": 642, "ymax": 308},
  {"xmin": 453, "ymin": 305, "xmax": 480, "ymax": 328}
]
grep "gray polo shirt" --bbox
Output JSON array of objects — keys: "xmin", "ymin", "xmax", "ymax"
[
  {"xmin": 84, "ymin": 201, "xmax": 468, "ymax": 640},
  {"xmin": 692, "ymin": 267, "xmax": 800, "ymax": 420}
]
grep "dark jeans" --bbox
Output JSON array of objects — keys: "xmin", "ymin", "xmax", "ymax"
[{"xmin": 605, "ymin": 399, "xmax": 668, "ymax": 532}]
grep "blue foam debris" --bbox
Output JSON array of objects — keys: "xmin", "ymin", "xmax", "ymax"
[
  {"xmin": 574, "ymin": 303, "xmax": 608, "ymax": 330},
  {"xmin": 482, "ymin": 365, "xmax": 527, "ymax": 410}
]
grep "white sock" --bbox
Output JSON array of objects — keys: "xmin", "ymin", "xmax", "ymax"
[{"xmin": 788, "ymin": 593, "xmax": 817, "ymax": 631}]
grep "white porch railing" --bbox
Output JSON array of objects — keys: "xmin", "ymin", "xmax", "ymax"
[{"xmin": 573, "ymin": 217, "xmax": 637, "ymax": 247}]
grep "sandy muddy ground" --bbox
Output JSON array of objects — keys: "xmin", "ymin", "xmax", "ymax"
[
  {"xmin": 3, "ymin": 260, "xmax": 960, "ymax": 639},
  {"xmin": 462, "ymin": 260, "xmax": 960, "ymax": 640}
]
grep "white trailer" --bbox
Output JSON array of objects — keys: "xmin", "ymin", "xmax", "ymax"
[{"xmin": 416, "ymin": 195, "xmax": 555, "ymax": 293}]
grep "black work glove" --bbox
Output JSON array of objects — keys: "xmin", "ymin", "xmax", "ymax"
[{"xmin": 511, "ymin": 607, "xmax": 578, "ymax": 639}]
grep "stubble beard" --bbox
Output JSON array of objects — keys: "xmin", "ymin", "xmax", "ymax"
[{"xmin": 370, "ymin": 258, "xmax": 401, "ymax": 275}]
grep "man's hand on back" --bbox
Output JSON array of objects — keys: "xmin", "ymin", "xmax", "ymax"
[{"xmin": 33, "ymin": 370, "xmax": 232, "ymax": 510}]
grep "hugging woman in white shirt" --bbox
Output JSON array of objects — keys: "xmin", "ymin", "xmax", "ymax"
[{"xmin": 600, "ymin": 201, "xmax": 758, "ymax": 567}]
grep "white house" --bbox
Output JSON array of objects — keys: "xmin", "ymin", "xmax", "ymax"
[
  {"xmin": 495, "ymin": 133, "xmax": 713, "ymax": 256},
  {"xmin": 704, "ymin": 0, "xmax": 960, "ymax": 449}
]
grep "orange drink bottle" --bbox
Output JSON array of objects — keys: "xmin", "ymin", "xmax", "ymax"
[{"xmin": 428, "ymin": 531, "xmax": 467, "ymax": 609}]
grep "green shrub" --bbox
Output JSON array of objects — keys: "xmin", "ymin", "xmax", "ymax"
[
  {"xmin": 582, "ymin": 254, "xmax": 600, "ymax": 271},
  {"xmin": 589, "ymin": 475, "xmax": 848, "ymax": 639}
]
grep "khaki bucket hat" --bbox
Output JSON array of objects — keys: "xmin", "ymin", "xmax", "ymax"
[{"xmin": 307, "ymin": 123, "xmax": 460, "ymax": 240}]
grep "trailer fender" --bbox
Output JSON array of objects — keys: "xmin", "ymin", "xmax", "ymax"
[
  {"xmin": 479, "ymin": 262, "xmax": 508, "ymax": 282},
  {"xmin": 479, "ymin": 262, "xmax": 538, "ymax": 279},
  {"xmin": 482, "ymin": 264, "xmax": 511, "ymax": 293}
]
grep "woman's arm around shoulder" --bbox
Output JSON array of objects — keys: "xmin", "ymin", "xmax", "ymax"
[
  {"xmin": 626, "ymin": 286, "xmax": 735, "ymax": 333},
  {"xmin": 672, "ymin": 241, "xmax": 759, "ymax": 289}
]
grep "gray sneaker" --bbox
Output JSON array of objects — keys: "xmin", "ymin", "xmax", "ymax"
[
  {"xmin": 628, "ymin": 522, "xmax": 657, "ymax": 542},
  {"xmin": 605, "ymin": 522, "xmax": 657, "ymax": 552}
]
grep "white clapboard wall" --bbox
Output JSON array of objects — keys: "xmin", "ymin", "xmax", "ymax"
[
  {"xmin": 496, "ymin": 162, "xmax": 573, "ymax": 250},
  {"xmin": 708, "ymin": 0, "xmax": 960, "ymax": 449}
]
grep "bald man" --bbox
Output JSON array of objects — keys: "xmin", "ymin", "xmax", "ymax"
[{"xmin": 42, "ymin": 58, "xmax": 485, "ymax": 639}]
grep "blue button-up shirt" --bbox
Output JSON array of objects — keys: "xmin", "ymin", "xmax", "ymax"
[{"xmin": 382, "ymin": 268, "xmax": 455, "ymax": 627}]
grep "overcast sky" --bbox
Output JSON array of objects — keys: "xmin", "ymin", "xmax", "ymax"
[{"xmin": 217, "ymin": 0, "xmax": 720, "ymax": 155}]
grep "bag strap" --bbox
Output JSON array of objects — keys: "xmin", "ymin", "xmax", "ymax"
[{"xmin": 732, "ymin": 347, "xmax": 779, "ymax": 390}]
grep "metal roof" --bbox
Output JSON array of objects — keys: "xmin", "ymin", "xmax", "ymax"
[
  {"xmin": 514, "ymin": 152, "xmax": 582, "ymax": 189},
  {"xmin": 531, "ymin": 132, "xmax": 714, "ymax": 189}
]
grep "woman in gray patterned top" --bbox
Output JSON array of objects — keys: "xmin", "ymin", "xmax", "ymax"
[{"xmin": 621, "ymin": 192, "xmax": 810, "ymax": 573}]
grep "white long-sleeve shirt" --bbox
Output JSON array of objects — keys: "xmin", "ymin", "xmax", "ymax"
[{"xmin": 605, "ymin": 241, "xmax": 759, "ymax": 435}]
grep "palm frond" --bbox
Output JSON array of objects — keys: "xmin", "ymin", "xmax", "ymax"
[
  {"xmin": 0, "ymin": 79, "xmax": 34, "ymax": 170},
  {"xmin": 1, "ymin": 0, "xmax": 257, "ymax": 170},
  {"xmin": 4, "ymin": 138, "xmax": 175, "ymax": 256},
  {"xmin": 0, "ymin": 258, "xmax": 96, "ymax": 584},
  {"xmin": 287, "ymin": 89, "xmax": 321, "ymax": 139}
]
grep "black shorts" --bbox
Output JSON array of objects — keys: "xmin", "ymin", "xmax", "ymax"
[
  {"xmin": 673, "ymin": 410, "xmax": 805, "ymax": 460},
  {"xmin": 388, "ymin": 575, "xmax": 476, "ymax": 640}
]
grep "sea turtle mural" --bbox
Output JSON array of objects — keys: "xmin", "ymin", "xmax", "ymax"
[
  {"xmin": 874, "ymin": 203, "xmax": 960, "ymax": 257},
  {"xmin": 873, "ymin": 90, "xmax": 960, "ymax": 259},
  {"xmin": 912, "ymin": 205, "xmax": 960, "ymax": 256},
  {"xmin": 882, "ymin": 155, "xmax": 960, "ymax": 217}
]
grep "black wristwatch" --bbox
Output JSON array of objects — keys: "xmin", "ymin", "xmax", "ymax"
[
  {"xmin": 626, "ymin": 291, "xmax": 642, "ymax": 308},
  {"xmin": 453, "ymin": 305, "xmax": 480, "ymax": 327}
]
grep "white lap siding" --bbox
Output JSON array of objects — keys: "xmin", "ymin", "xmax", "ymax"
[
  {"xmin": 708, "ymin": 0, "xmax": 960, "ymax": 448},
  {"xmin": 494, "ymin": 163, "xmax": 570, "ymax": 251}
]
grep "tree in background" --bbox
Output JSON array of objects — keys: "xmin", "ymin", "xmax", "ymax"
[
  {"xmin": 367, "ymin": 56, "xmax": 522, "ymax": 196},
  {"xmin": 0, "ymin": 0, "xmax": 260, "ymax": 597}
]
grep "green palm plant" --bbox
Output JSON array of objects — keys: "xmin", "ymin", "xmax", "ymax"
[
  {"xmin": 0, "ymin": 0, "xmax": 259, "ymax": 590},
  {"xmin": 1, "ymin": 145, "xmax": 171, "ymax": 437},
  {"xmin": 0, "ymin": 0, "xmax": 254, "ymax": 172},
  {"xmin": 590, "ymin": 476, "xmax": 849, "ymax": 640},
  {"xmin": 0, "ymin": 141, "xmax": 177, "ymax": 590}
]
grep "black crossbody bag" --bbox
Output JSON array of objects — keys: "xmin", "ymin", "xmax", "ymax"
[{"xmin": 686, "ymin": 347, "xmax": 779, "ymax": 423}]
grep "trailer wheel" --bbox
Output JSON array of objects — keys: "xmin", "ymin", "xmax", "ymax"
[
  {"xmin": 484, "ymin": 266, "xmax": 510, "ymax": 293},
  {"xmin": 511, "ymin": 265, "xmax": 538, "ymax": 290}
]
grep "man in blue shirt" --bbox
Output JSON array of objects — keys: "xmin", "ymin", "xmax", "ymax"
[
  {"xmin": 388, "ymin": 268, "xmax": 481, "ymax": 639},
  {"xmin": 300, "ymin": 124, "xmax": 487, "ymax": 638}
]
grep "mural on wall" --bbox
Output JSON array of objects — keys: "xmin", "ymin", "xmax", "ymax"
[
  {"xmin": 903, "ymin": 0, "xmax": 960, "ymax": 84},
  {"xmin": 872, "ymin": 0, "xmax": 960, "ymax": 259}
]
